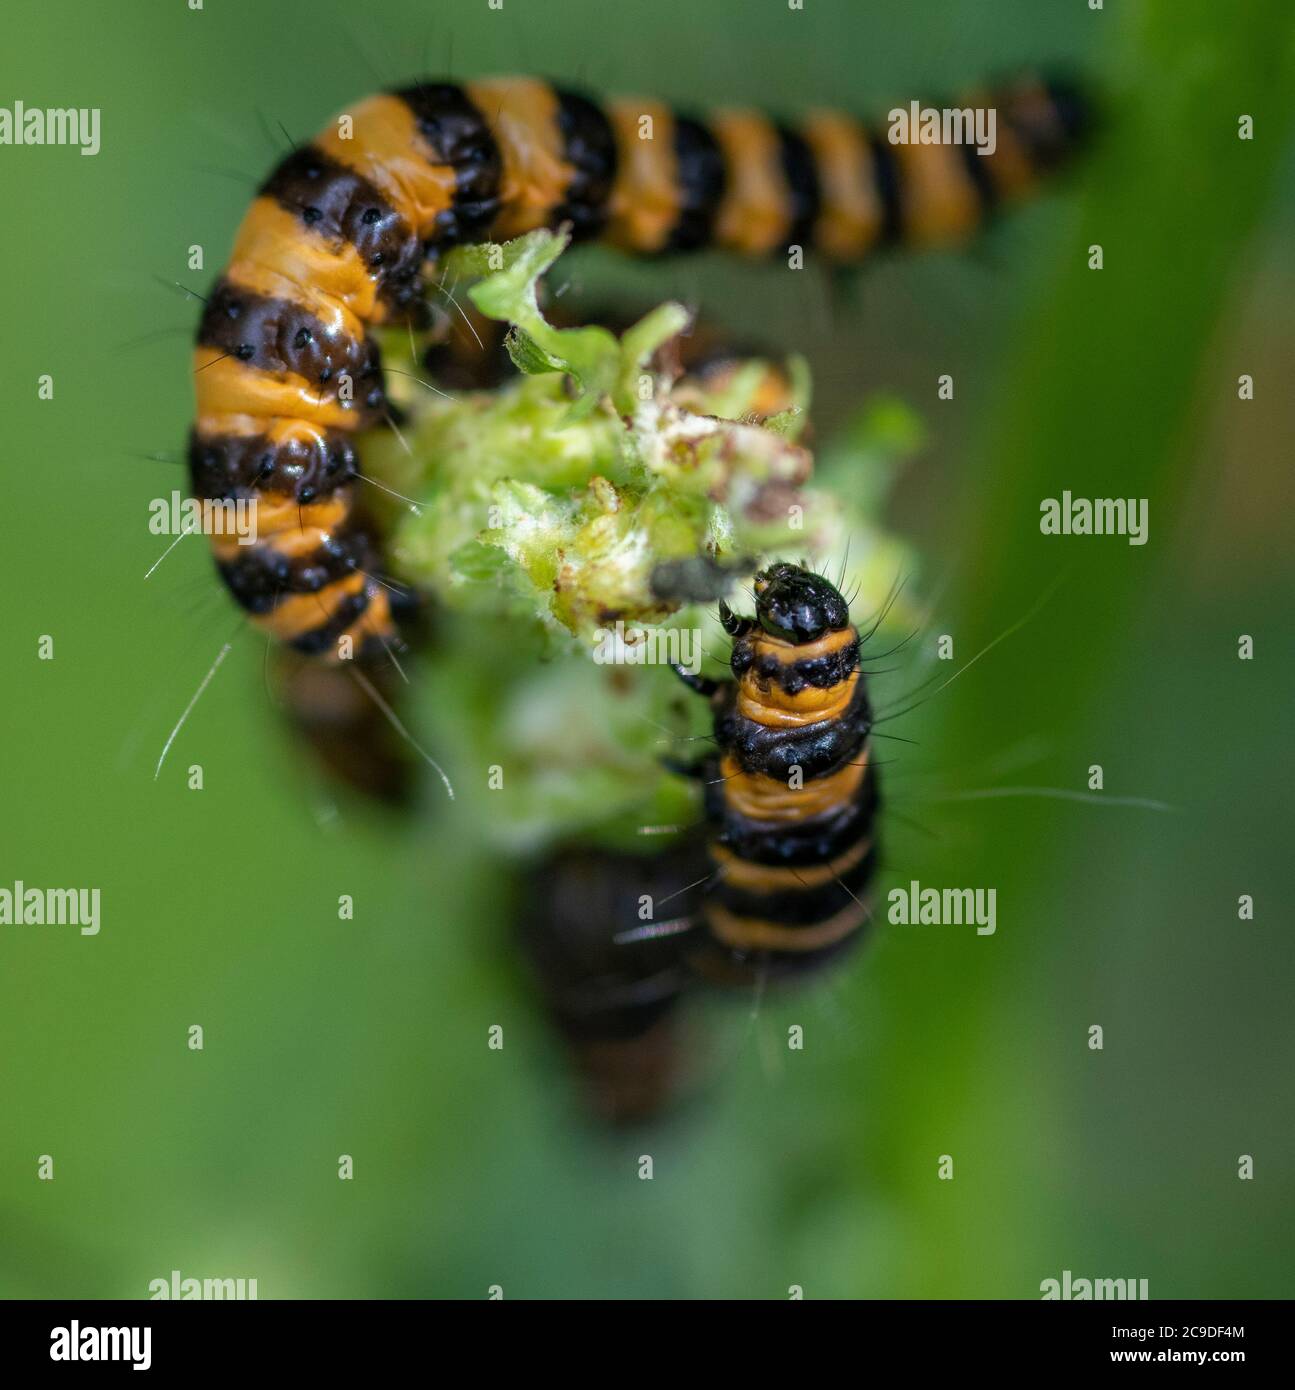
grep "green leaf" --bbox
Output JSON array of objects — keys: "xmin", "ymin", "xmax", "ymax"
[{"xmin": 504, "ymin": 326, "xmax": 566, "ymax": 376}]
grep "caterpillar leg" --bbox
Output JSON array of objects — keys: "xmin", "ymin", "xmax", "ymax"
[
  {"xmin": 717, "ymin": 599, "xmax": 756, "ymax": 638},
  {"xmin": 670, "ymin": 665, "xmax": 720, "ymax": 698}
]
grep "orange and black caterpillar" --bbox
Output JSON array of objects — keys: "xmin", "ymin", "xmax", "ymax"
[
  {"xmin": 513, "ymin": 561, "xmax": 879, "ymax": 1122},
  {"xmin": 189, "ymin": 73, "xmax": 1089, "ymax": 664},
  {"xmin": 673, "ymin": 562, "xmax": 878, "ymax": 985}
]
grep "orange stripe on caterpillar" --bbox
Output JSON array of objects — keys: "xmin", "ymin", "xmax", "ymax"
[
  {"xmin": 800, "ymin": 110, "xmax": 885, "ymax": 259},
  {"xmin": 708, "ymin": 900, "xmax": 866, "ymax": 953},
  {"xmin": 193, "ymin": 349, "xmax": 361, "ymax": 431},
  {"xmin": 709, "ymin": 834, "xmax": 872, "ymax": 893},
  {"xmin": 312, "ymin": 93, "xmax": 458, "ymax": 240},
  {"xmin": 465, "ymin": 77, "xmax": 573, "ymax": 240},
  {"xmin": 225, "ymin": 198, "xmax": 383, "ymax": 326},
  {"xmin": 604, "ymin": 99, "xmax": 680, "ymax": 253},
  {"xmin": 709, "ymin": 110, "xmax": 793, "ymax": 256},
  {"xmin": 737, "ymin": 668, "xmax": 860, "ymax": 728},
  {"xmin": 720, "ymin": 752, "xmax": 867, "ymax": 823},
  {"xmin": 255, "ymin": 572, "xmax": 368, "ymax": 642}
]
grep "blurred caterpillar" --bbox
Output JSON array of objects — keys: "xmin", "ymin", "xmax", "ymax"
[
  {"xmin": 673, "ymin": 562, "xmax": 879, "ymax": 985},
  {"xmin": 519, "ymin": 842, "xmax": 709, "ymax": 1127},
  {"xmin": 189, "ymin": 73, "xmax": 1090, "ymax": 663}
]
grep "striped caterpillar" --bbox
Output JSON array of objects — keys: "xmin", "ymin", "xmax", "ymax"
[
  {"xmin": 189, "ymin": 73, "xmax": 1089, "ymax": 666},
  {"xmin": 675, "ymin": 562, "xmax": 878, "ymax": 986},
  {"xmin": 519, "ymin": 561, "xmax": 877, "ymax": 1123}
]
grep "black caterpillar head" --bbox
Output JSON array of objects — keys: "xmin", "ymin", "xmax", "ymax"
[{"xmin": 752, "ymin": 562, "xmax": 850, "ymax": 643}]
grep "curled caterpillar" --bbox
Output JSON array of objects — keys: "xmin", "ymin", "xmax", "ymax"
[
  {"xmin": 189, "ymin": 73, "xmax": 1089, "ymax": 665},
  {"xmin": 674, "ymin": 561, "xmax": 878, "ymax": 985}
]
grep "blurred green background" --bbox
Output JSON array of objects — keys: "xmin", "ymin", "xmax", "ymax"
[{"xmin": 2, "ymin": 0, "xmax": 1292, "ymax": 1298}]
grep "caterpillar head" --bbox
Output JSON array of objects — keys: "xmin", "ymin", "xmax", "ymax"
[{"xmin": 752, "ymin": 562, "xmax": 849, "ymax": 644}]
